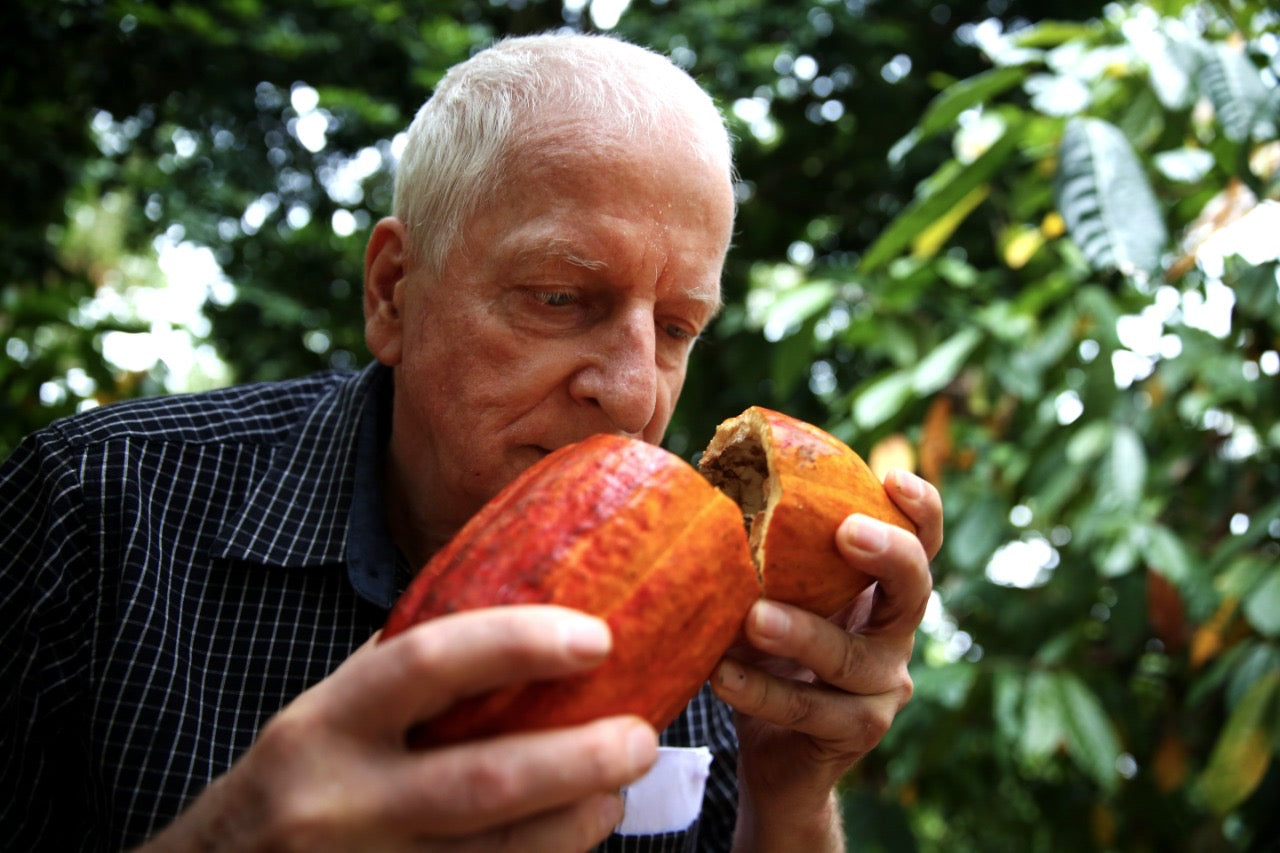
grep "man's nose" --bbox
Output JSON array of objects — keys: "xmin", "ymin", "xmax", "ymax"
[{"xmin": 571, "ymin": 309, "xmax": 659, "ymax": 436}]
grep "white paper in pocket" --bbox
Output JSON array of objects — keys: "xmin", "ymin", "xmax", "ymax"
[{"xmin": 616, "ymin": 746, "xmax": 713, "ymax": 836}]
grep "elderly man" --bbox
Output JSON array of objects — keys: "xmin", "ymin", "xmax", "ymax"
[{"xmin": 0, "ymin": 32, "xmax": 940, "ymax": 851}]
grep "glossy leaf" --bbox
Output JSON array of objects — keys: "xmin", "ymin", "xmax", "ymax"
[
  {"xmin": 1106, "ymin": 423, "xmax": 1146, "ymax": 508},
  {"xmin": 888, "ymin": 66, "xmax": 1027, "ymax": 165},
  {"xmin": 861, "ymin": 118, "xmax": 1025, "ymax": 274},
  {"xmin": 1054, "ymin": 117, "xmax": 1168, "ymax": 277},
  {"xmin": 1244, "ymin": 569, "xmax": 1280, "ymax": 638},
  {"xmin": 1197, "ymin": 672, "xmax": 1280, "ymax": 814},
  {"xmin": 1058, "ymin": 673, "xmax": 1123, "ymax": 793},
  {"xmin": 1200, "ymin": 41, "xmax": 1272, "ymax": 142},
  {"xmin": 912, "ymin": 327, "xmax": 983, "ymax": 396},
  {"xmin": 851, "ymin": 370, "xmax": 913, "ymax": 431}
]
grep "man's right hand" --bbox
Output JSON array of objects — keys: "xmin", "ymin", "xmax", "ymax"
[{"xmin": 139, "ymin": 605, "xmax": 657, "ymax": 852}]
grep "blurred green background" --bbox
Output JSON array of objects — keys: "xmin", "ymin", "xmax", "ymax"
[{"xmin": 3, "ymin": 0, "xmax": 1278, "ymax": 849}]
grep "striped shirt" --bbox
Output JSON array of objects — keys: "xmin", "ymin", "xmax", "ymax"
[{"xmin": 0, "ymin": 362, "xmax": 738, "ymax": 851}]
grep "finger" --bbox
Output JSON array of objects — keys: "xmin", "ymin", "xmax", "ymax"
[
  {"xmin": 836, "ymin": 514, "xmax": 933, "ymax": 635},
  {"xmin": 442, "ymin": 792, "xmax": 624, "ymax": 853},
  {"xmin": 739, "ymin": 600, "xmax": 913, "ymax": 695},
  {"xmin": 314, "ymin": 605, "xmax": 613, "ymax": 736},
  {"xmin": 884, "ymin": 469, "xmax": 944, "ymax": 559},
  {"xmin": 386, "ymin": 716, "xmax": 656, "ymax": 836},
  {"xmin": 712, "ymin": 657, "xmax": 904, "ymax": 753}
]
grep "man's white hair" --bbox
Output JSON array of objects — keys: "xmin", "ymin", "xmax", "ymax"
[{"xmin": 392, "ymin": 31, "xmax": 734, "ymax": 277}]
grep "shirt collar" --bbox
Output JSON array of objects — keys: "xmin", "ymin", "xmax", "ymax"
[
  {"xmin": 214, "ymin": 362, "xmax": 387, "ymax": 572},
  {"xmin": 344, "ymin": 366, "xmax": 412, "ymax": 609}
]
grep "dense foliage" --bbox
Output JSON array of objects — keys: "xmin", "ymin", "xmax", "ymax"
[{"xmin": 3, "ymin": 0, "xmax": 1277, "ymax": 850}]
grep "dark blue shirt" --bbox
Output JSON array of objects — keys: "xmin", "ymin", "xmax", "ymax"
[{"xmin": 0, "ymin": 363, "xmax": 738, "ymax": 851}]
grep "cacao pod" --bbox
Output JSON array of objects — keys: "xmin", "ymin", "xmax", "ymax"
[
  {"xmin": 698, "ymin": 406, "xmax": 916, "ymax": 617},
  {"xmin": 381, "ymin": 407, "xmax": 915, "ymax": 745},
  {"xmin": 380, "ymin": 433, "xmax": 759, "ymax": 747}
]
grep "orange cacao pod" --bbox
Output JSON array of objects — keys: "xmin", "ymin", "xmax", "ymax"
[
  {"xmin": 380, "ymin": 433, "xmax": 759, "ymax": 747},
  {"xmin": 698, "ymin": 406, "xmax": 916, "ymax": 617}
]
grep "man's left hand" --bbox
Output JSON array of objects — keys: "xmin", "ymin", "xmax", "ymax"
[{"xmin": 711, "ymin": 469, "xmax": 942, "ymax": 850}]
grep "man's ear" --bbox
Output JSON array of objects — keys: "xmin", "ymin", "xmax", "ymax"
[{"xmin": 364, "ymin": 217, "xmax": 410, "ymax": 366}]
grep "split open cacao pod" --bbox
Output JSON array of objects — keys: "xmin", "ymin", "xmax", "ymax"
[
  {"xmin": 699, "ymin": 406, "xmax": 916, "ymax": 617},
  {"xmin": 379, "ymin": 407, "xmax": 915, "ymax": 746}
]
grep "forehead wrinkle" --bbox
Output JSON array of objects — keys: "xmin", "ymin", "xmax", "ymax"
[{"xmin": 512, "ymin": 232, "xmax": 724, "ymax": 320}]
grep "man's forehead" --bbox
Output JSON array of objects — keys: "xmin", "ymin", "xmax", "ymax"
[{"xmin": 515, "ymin": 237, "xmax": 724, "ymax": 307}]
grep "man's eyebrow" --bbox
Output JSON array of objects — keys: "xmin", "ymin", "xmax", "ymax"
[
  {"xmin": 514, "ymin": 238, "xmax": 725, "ymax": 317},
  {"xmin": 515, "ymin": 238, "xmax": 608, "ymax": 271}
]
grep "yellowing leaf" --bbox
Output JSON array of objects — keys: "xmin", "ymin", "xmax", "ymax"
[
  {"xmin": 1191, "ymin": 597, "xmax": 1239, "ymax": 669},
  {"xmin": 1042, "ymin": 211, "xmax": 1066, "ymax": 238},
  {"xmin": 1002, "ymin": 224, "xmax": 1045, "ymax": 269},
  {"xmin": 1092, "ymin": 803, "xmax": 1117, "ymax": 847},
  {"xmin": 920, "ymin": 395, "xmax": 953, "ymax": 485},
  {"xmin": 868, "ymin": 433, "xmax": 916, "ymax": 480},
  {"xmin": 1152, "ymin": 732, "xmax": 1189, "ymax": 793},
  {"xmin": 910, "ymin": 184, "xmax": 990, "ymax": 259},
  {"xmin": 1197, "ymin": 673, "xmax": 1280, "ymax": 815}
]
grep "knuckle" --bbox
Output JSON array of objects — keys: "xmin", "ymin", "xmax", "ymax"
[
  {"xmin": 255, "ymin": 709, "xmax": 316, "ymax": 763},
  {"xmin": 242, "ymin": 734, "xmax": 350, "ymax": 849},
  {"xmin": 898, "ymin": 670, "xmax": 916, "ymax": 706},
  {"xmin": 858, "ymin": 705, "xmax": 896, "ymax": 748},
  {"xmin": 396, "ymin": 625, "xmax": 448, "ymax": 675},
  {"xmin": 832, "ymin": 635, "xmax": 868, "ymax": 684},
  {"xmin": 458, "ymin": 749, "xmax": 526, "ymax": 812},
  {"xmin": 580, "ymin": 725, "xmax": 626, "ymax": 784},
  {"xmin": 780, "ymin": 683, "xmax": 819, "ymax": 728}
]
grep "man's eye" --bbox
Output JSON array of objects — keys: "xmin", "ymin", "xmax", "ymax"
[
  {"xmin": 535, "ymin": 291, "xmax": 577, "ymax": 308},
  {"xmin": 663, "ymin": 323, "xmax": 697, "ymax": 343}
]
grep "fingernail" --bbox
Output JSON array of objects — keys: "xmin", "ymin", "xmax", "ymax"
[
  {"xmin": 894, "ymin": 470, "xmax": 924, "ymax": 499},
  {"xmin": 716, "ymin": 658, "xmax": 746, "ymax": 691},
  {"xmin": 751, "ymin": 600, "xmax": 789, "ymax": 640},
  {"xmin": 844, "ymin": 515, "xmax": 889, "ymax": 554},
  {"xmin": 602, "ymin": 791, "xmax": 625, "ymax": 831},
  {"xmin": 560, "ymin": 616, "xmax": 612, "ymax": 659},
  {"xmin": 626, "ymin": 724, "xmax": 657, "ymax": 771}
]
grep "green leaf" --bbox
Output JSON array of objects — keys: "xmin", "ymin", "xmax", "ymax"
[
  {"xmin": 1100, "ymin": 532, "xmax": 1140, "ymax": 578},
  {"xmin": 851, "ymin": 370, "xmax": 913, "ymax": 431},
  {"xmin": 912, "ymin": 662, "xmax": 978, "ymax": 709},
  {"xmin": 1021, "ymin": 670, "xmax": 1063, "ymax": 762},
  {"xmin": 993, "ymin": 666, "xmax": 1024, "ymax": 744},
  {"xmin": 1228, "ymin": 644, "xmax": 1280, "ymax": 709},
  {"xmin": 862, "ymin": 117, "xmax": 1025, "ymax": 274},
  {"xmin": 1067, "ymin": 420, "xmax": 1112, "ymax": 466},
  {"xmin": 888, "ymin": 67, "xmax": 1027, "ymax": 165},
  {"xmin": 948, "ymin": 494, "xmax": 1007, "ymax": 571},
  {"xmin": 1106, "ymin": 423, "xmax": 1146, "ymax": 508},
  {"xmin": 1210, "ymin": 496, "xmax": 1280, "ymax": 572},
  {"xmin": 1138, "ymin": 524, "xmax": 1195, "ymax": 587},
  {"xmin": 1197, "ymin": 672, "xmax": 1280, "ymax": 815},
  {"xmin": 911, "ymin": 327, "xmax": 983, "ymax": 395},
  {"xmin": 1127, "ymin": 23, "xmax": 1204, "ymax": 110},
  {"xmin": 1200, "ymin": 42, "xmax": 1272, "ymax": 142},
  {"xmin": 1153, "ymin": 147, "xmax": 1215, "ymax": 183},
  {"xmin": 1054, "ymin": 117, "xmax": 1168, "ymax": 278},
  {"xmin": 1012, "ymin": 20, "xmax": 1099, "ymax": 48},
  {"xmin": 769, "ymin": 325, "xmax": 816, "ymax": 398},
  {"xmin": 1234, "ymin": 261, "xmax": 1280, "ymax": 321},
  {"xmin": 753, "ymin": 280, "xmax": 837, "ymax": 335},
  {"xmin": 1243, "ymin": 568, "xmax": 1280, "ymax": 638},
  {"xmin": 1058, "ymin": 673, "xmax": 1122, "ymax": 793}
]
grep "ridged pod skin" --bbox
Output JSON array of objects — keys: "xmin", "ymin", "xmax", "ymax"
[
  {"xmin": 380, "ymin": 433, "xmax": 759, "ymax": 747},
  {"xmin": 699, "ymin": 406, "xmax": 917, "ymax": 618}
]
